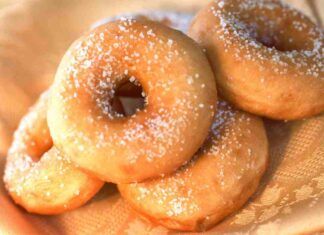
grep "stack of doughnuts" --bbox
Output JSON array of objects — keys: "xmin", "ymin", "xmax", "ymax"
[{"xmin": 3, "ymin": 0, "xmax": 323, "ymax": 232}]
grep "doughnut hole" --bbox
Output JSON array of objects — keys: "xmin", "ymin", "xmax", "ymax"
[{"xmin": 112, "ymin": 78, "xmax": 146, "ymax": 117}]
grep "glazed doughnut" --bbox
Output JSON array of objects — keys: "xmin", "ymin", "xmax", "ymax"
[
  {"xmin": 3, "ymin": 92, "xmax": 104, "ymax": 215},
  {"xmin": 48, "ymin": 19, "xmax": 217, "ymax": 183},
  {"xmin": 92, "ymin": 11, "xmax": 192, "ymax": 33},
  {"xmin": 118, "ymin": 100, "xmax": 268, "ymax": 231},
  {"xmin": 189, "ymin": 0, "xmax": 324, "ymax": 120}
]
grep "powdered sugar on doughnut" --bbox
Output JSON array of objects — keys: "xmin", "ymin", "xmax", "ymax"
[
  {"xmin": 119, "ymin": 100, "xmax": 267, "ymax": 223},
  {"xmin": 206, "ymin": 0, "xmax": 323, "ymax": 79},
  {"xmin": 49, "ymin": 19, "xmax": 216, "ymax": 182},
  {"xmin": 4, "ymin": 92, "xmax": 52, "ymax": 193},
  {"xmin": 3, "ymin": 92, "xmax": 103, "ymax": 214}
]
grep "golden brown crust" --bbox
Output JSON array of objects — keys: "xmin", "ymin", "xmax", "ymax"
[
  {"xmin": 118, "ymin": 101, "xmax": 268, "ymax": 231},
  {"xmin": 48, "ymin": 19, "xmax": 217, "ymax": 183},
  {"xmin": 189, "ymin": 0, "xmax": 324, "ymax": 120},
  {"xmin": 3, "ymin": 92, "xmax": 104, "ymax": 215}
]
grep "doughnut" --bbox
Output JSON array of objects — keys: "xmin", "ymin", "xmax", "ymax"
[
  {"xmin": 92, "ymin": 11, "xmax": 194, "ymax": 116},
  {"xmin": 118, "ymin": 100, "xmax": 268, "ymax": 231},
  {"xmin": 48, "ymin": 19, "xmax": 217, "ymax": 183},
  {"xmin": 3, "ymin": 92, "xmax": 104, "ymax": 215},
  {"xmin": 91, "ymin": 11, "xmax": 193, "ymax": 33},
  {"xmin": 189, "ymin": 0, "xmax": 324, "ymax": 120}
]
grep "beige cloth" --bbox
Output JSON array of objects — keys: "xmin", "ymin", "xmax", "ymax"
[{"xmin": 0, "ymin": 0, "xmax": 323, "ymax": 234}]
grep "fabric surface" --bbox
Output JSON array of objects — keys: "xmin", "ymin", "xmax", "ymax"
[{"xmin": 0, "ymin": 0, "xmax": 323, "ymax": 234}]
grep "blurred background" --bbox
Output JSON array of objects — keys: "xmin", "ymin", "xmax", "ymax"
[{"xmin": 0, "ymin": 0, "xmax": 322, "ymax": 22}]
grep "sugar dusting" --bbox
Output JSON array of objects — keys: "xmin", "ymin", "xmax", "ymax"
[
  {"xmin": 4, "ymin": 91, "xmax": 51, "ymax": 196},
  {"xmin": 52, "ymin": 18, "xmax": 215, "ymax": 168},
  {"xmin": 3, "ymin": 92, "xmax": 87, "ymax": 202},
  {"xmin": 203, "ymin": 0, "xmax": 323, "ymax": 80},
  {"xmin": 123, "ymin": 101, "xmax": 263, "ymax": 218}
]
